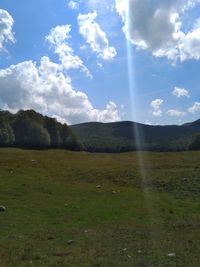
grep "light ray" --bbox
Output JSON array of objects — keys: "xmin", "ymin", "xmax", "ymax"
[{"xmin": 125, "ymin": 0, "xmax": 156, "ymax": 237}]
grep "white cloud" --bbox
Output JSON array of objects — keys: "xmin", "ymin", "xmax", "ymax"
[
  {"xmin": 150, "ymin": 98, "xmax": 163, "ymax": 117},
  {"xmin": 188, "ymin": 102, "xmax": 200, "ymax": 114},
  {"xmin": 97, "ymin": 62, "xmax": 103, "ymax": 68},
  {"xmin": 46, "ymin": 25, "xmax": 92, "ymax": 78},
  {"xmin": 85, "ymin": 0, "xmax": 114, "ymax": 13},
  {"xmin": 98, "ymin": 101, "xmax": 120, "ymax": 122},
  {"xmin": 68, "ymin": 0, "xmax": 79, "ymax": 10},
  {"xmin": 78, "ymin": 11, "xmax": 117, "ymax": 60},
  {"xmin": 166, "ymin": 109, "xmax": 186, "ymax": 117},
  {"xmin": 179, "ymin": 26, "xmax": 200, "ymax": 61},
  {"xmin": 0, "ymin": 56, "xmax": 120, "ymax": 124},
  {"xmin": 145, "ymin": 120, "xmax": 152, "ymax": 125},
  {"xmin": 0, "ymin": 9, "xmax": 15, "ymax": 51},
  {"xmin": 0, "ymin": 20, "xmax": 120, "ymax": 124},
  {"xmin": 115, "ymin": 0, "xmax": 200, "ymax": 62},
  {"xmin": 172, "ymin": 86, "xmax": 190, "ymax": 98}
]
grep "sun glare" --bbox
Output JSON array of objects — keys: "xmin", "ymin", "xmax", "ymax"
[{"xmin": 126, "ymin": 0, "xmax": 155, "ymax": 233}]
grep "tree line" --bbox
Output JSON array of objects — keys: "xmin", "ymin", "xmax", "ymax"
[{"xmin": 0, "ymin": 110, "xmax": 83, "ymax": 150}]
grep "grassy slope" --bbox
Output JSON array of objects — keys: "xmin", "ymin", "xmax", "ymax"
[{"xmin": 0, "ymin": 149, "xmax": 200, "ymax": 266}]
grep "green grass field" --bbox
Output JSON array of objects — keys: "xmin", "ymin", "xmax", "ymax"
[{"xmin": 0, "ymin": 148, "xmax": 200, "ymax": 266}]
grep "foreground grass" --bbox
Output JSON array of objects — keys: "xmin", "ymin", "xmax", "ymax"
[{"xmin": 0, "ymin": 149, "xmax": 200, "ymax": 266}]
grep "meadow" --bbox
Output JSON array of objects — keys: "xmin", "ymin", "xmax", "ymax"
[{"xmin": 0, "ymin": 148, "xmax": 200, "ymax": 266}]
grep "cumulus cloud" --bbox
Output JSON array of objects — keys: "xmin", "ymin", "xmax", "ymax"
[
  {"xmin": 68, "ymin": 0, "xmax": 79, "ymax": 10},
  {"xmin": 78, "ymin": 11, "xmax": 117, "ymax": 60},
  {"xmin": 115, "ymin": 0, "xmax": 200, "ymax": 62},
  {"xmin": 0, "ymin": 19, "xmax": 120, "ymax": 124},
  {"xmin": 150, "ymin": 99, "xmax": 163, "ymax": 117},
  {"xmin": 166, "ymin": 109, "xmax": 186, "ymax": 117},
  {"xmin": 178, "ymin": 18, "xmax": 200, "ymax": 61},
  {"xmin": 46, "ymin": 25, "xmax": 92, "ymax": 78},
  {"xmin": 188, "ymin": 102, "xmax": 200, "ymax": 114},
  {"xmin": 172, "ymin": 87, "xmax": 190, "ymax": 98},
  {"xmin": 0, "ymin": 9, "xmax": 15, "ymax": 51},
  {"xmin": 0, "ymin": 56, "xmax": 120, "ymax": 124}
]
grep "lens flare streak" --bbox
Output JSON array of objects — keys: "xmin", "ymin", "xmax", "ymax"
[{"xmin": 125, "ymin": 1, "xmax": 156, "ymax": 235}]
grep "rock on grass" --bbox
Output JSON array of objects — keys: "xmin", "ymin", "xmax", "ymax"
[{"xmin": 0, "ymin": 206, "xmax": 6, "ymax": 212}]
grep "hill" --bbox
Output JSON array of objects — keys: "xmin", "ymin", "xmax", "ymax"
[
  {"xmin": 1, "ymin": 109, "xmax": 200, "ymax": 152},
  {"xmin": 71, "ymin": 120, "xmax": 200, "ymax": 152}
]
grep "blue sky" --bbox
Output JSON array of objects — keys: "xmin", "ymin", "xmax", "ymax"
[{"xmin": 0, "ymin": 0, "xmax": 200, "ymax": 125}]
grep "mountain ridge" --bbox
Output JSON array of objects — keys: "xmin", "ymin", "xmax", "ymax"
[
  {"xmin": 71, "ymin": 118, "xmax": 200, "ymax": 127},
  {"xmin": 70, "ymin": 119, "xmax": 200, "ymax": 152}
]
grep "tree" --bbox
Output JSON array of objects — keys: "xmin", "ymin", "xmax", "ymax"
[
  {"xmin": 0, "ymin": 127, "xmax": 10, "ymax": 146},
  {"xmin": 6, "ymin": 123, "xmax": 15, "ymax": 145},
  {"xmin": 44, "ymin": 117, "xmax": 62, "ymax": 147},
  {"xmin": 0, "ymin": 114, "xmax": 15, "ymax": 146},
  {"xmin": 13, "ymin": 118, "xmax": 50, "ymax": 148},
  {"xmin": 59, "ymin": 124, "xmax": 70, "ymax": 148},
  {"xmin": 189, "ymin": 133, "xmax": 200, "ymax": 150},
  {"xmin": 0, "ymin": 109, "xmax": 83, "ymax": 150},
  {"xmin": 66, "ymin": 132, "xmax": 83, "ymax": 151},
  {"xmin": 17, "ymin": 109, "xmax": 44, "ymax": 124}
]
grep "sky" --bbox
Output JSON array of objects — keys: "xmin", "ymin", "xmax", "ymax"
[{"xmin": 0, "ymin": 0, "xmax": 200, "ymax": 125}]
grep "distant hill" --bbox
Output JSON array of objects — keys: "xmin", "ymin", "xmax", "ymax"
[
  {"xmin": 71, "ymin": 120, "xmax": 200, "ymax": 152},
  {"xmin": 183, "ymin": 119, "xmax": 200, "ymax": 127}
]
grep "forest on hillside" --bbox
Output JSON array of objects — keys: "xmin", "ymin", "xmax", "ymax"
[
  {"xmin": 71, "ymin": 121, "xmax": 200, "ymax": 153},
  {"xmin": 0, "ymin": 110, "xmax": 83, "ymax": 150}
]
